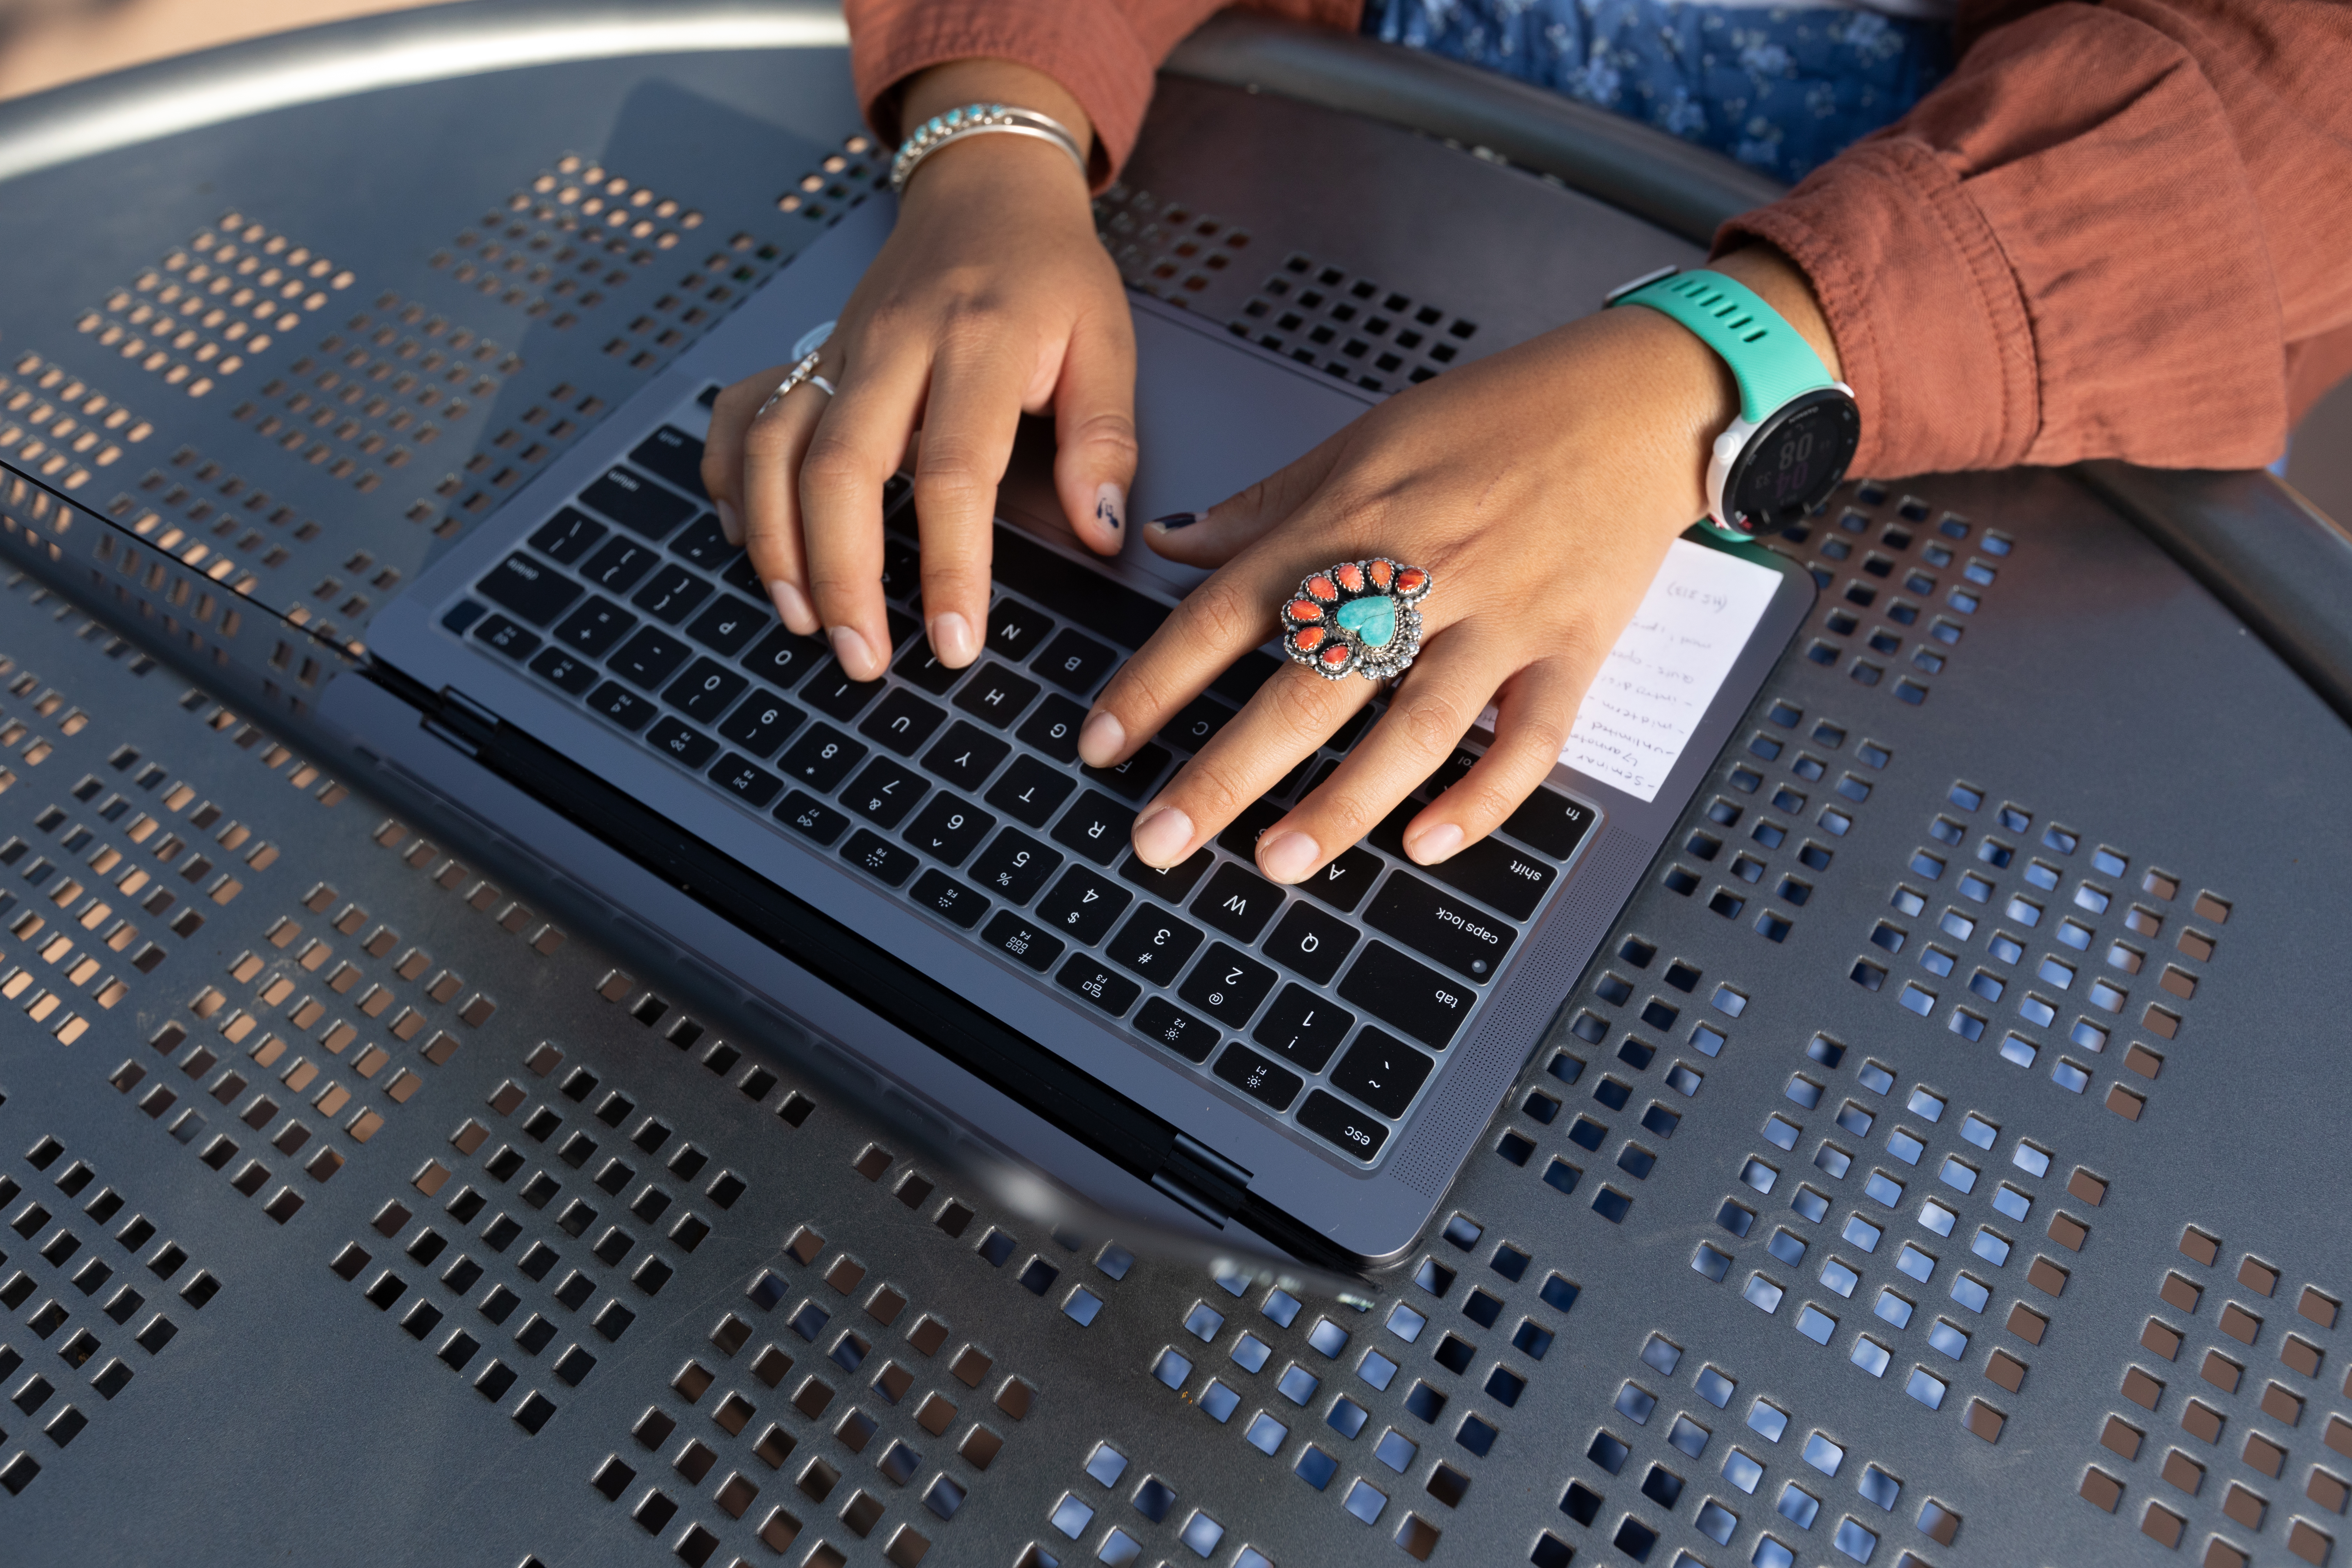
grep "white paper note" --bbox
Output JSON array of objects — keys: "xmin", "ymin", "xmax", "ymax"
[{"xmin": 1478, "ymin": 538, "xmax": 1783, "ymax": 802}]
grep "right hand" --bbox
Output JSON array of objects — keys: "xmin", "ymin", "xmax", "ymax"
[{"xmin": 701, "ymin": 60, "xmax": 1138, "ymax": 681}]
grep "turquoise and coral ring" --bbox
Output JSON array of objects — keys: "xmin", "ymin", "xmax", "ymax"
[{"xmin": 1280, "ymin": 558, "xmax": 1432, "ymax": 681}]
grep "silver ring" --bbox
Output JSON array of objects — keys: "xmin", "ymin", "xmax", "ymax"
[
  {"xmin": 755, "ymin": 349, "xmax": 825, "ymax": 420},
  {"xmin": 806, "ymin": 374, "xmax": 837, "ymax": 398}
]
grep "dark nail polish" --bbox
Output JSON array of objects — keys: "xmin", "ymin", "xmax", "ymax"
[{"xmin": 1150, "ymin": 512, "xmax": 1198, "ymax": 530}]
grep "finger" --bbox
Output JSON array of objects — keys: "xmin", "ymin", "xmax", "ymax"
[
  {"xmin": 1075, "ymin": 540, "xmax": 1302, "ymax": 770},
  {"xmin": 737, "ymin": 370, "xmax": 833, "ymax": 634},
  {"xmin": 1251, "ymin": 628, "xmax": 1508, "ymax": 882},
  {"xmin": 910, "ymin": 339, "xmax": 1031, "ymax": 668},
  {"xmin": 797, "ymin": 345, "xmax": 932, "ymax": 680},
  {"xmin": 1141, "ymin": 426, "xmax": 1349, "ymax": 567},
  {"xmin": 704, "ymin": 365, "xmax": 792, "ymax": 551},
  {"xmin": 1052, "ymin": 302, "xmax": 1139, "ymax": 556},
  {"xmin": 1396, "ymin": 655, "xmax": 1584, "ymax": 864},
  {"xmin": 1128, "ymin": 662, "xmax": 1374, "ymax": 868}
]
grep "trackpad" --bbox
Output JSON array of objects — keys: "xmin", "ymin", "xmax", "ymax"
[{"xmin": 995, "ymin": 301, "xmax": 1378, "ymax": 602}]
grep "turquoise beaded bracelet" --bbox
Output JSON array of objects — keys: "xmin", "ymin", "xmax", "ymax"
[{"xmin": 888, "ymin": 104, "xmax": 1087, "ymax": 196}]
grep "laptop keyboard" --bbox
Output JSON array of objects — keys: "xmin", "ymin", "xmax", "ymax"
[{"xmin": 443, "ymin": 417, "xmax": 1600, "ymax": 1170}]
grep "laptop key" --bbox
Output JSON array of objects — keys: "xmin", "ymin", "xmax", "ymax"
[
  {"xmin": 1212, "ymin": 1043, "xmax": 1302, "ymax": 1113},
  {"xmin": 1016, "ymin": 694, "xmax": 1087, "ymax": 762},
  {"xmin": 472, "ymin": 614, "xmax": 540, "ymax": 660},
  {"xmin": 645, "ymin": 716, "xmax": 719, "ymax": 770},
  {"xmin": 609, "ymin": 627, "xmax": 692, "ymax": 691},
  {"xmin": 775, "ymin": 789, "xmax": 849, "ymax": 845},
  {"xmin": 664, "ymin": 658, "xmax": 748, "ymax": 723},
  {"xmin": 478, "ymin": 553, "xmax": 581, "ymax": 626},
  {"xmin": 952, "ymin": 661, "xmax": 1042, "ymax": 729},
  {"xmin": 1134, "ymin": 996, "xmax": 1217, "ymax": 1063},
  {"xmin": 552, "ymin": 596, "xmax": 637, "ymax": 657},
  {"xmin": 841, "ymin": 828, "xmax": 918, "ymax": 888},
  {"xmin": 721, "ymin": 554, "xmax": 764, "ymax": 597},
  {"xmin": 581, "ymin": 536, "xmax": 660, "ymax": 594},
  {"xmin": 1117, "ymin": 848, "xmax": 1214, "ymax": 902},
  {"xmin": 984, "ymin": 755, "xmax": 1076, "ymax": 828},
  {"xmin": 1081, "ymin": 742, "xmax": 1170, "ymax": 802},
  {"xmin": 1209, "ymin": 649, "xmax": 1283, "ymax": 707},
  {"xmin": 1500, "ymin": 787, "xmax": 1599, "ymax": 862},
  {"xmin": 858, "ymin": 688, "xmax": 948, "ymax": 756},
  {"xmin": 1296, "ymin": 1090, "xmax": 1390, "ymax": 1162},
  {"xmin": 1365, "ymin": 871, "xmax": 1516, "ymax": 981},
  {"xmin": 1056, "ymin": 954, "xmax": 1140, "ymax": 1017},
  {"xmin": 843, "ymin": 757, "xmax": 928, "ymax": 827},
  {"xmin": 1050, "ymin": 789, "xmax": 1134, "ymax": 867},
  {"xmin": 1191, "ymin": 862, "xmax": 1282, "ymax": 943},
  {"xmin": 630, "ymin": 564, "xmax": 710, "ymax": 624},
  {"xmin": 741, "ymin": 623, "xmax": 828, "ymax": 688},
  {"xmin": 529, "ymin": 506, "xmax": 606, "ymax": 565},
  {"xmin": 528, "ymin": 647, "xmax": 598, "ymax": 694},
  {"xmin": 892, "ymin": 640, "xmax": 963, "ymax": 696},
  {"xmin": 969, "ymin": 829, "xmax": 1062, "ymax": 904},
  {"xmin": 983, "ymin": 599, "xmax": 1054, "ymax": 660},
  {"xmin": 922, "ymin": 721, "xmax": 1011, "ymax": 792},
  {"xmin": 1215, "ymin": 799, "xmax": 1287, "ymax": 861},
  {"xmin": 1178, "ymin": 943, "xmax": 1278, "ymax": 1027},
  {"xmin": 1104, "ymin": 903, "xmax": 1204, "ymax": 986},
  {"xmin": 628, "ymin": 425, "xmax": 708, "ymax": 499},
  {"xmin": 1032, "ymin": 628, "xmax": 1118, "ymax": 695},
  {"xmin": 978, "ymin": 910, "xmax": 1064, "ymax": 973},
  {"xmin": 708, "ymin": 752, "xmax": 782, "ymax": 808},
  {"xmin": 685, "ymin": 594, "xmax": 767, "ymax": 656},
  {"xmin": 909, "ymin": 869, "xmax": 988, "ymax": 929},
  {"xmin": 777, "ymin": 723, "xmax": 867, "ymax": 790},
  {"xmin": 801, "ymin": 660, "xmax": 884, "ymax": 722},
  {"xmin": 1336, "ymin": 940, "xmax": 1471, "ymax": 1050},
  {"xmin": 1260, "ymin": 901, "xmax": 1360, "ymax": 986},
  {"xmin": 879, "ymin": 537, "xmax": 921, "ymax": 603},
  {"xmin": 585, "ymin": 681, "xmax": 657, "ymax": 733},
  {"xmin": 1036, "ymin": 865, "xmax": 1133, "ymax": 945},
  {"xmin": 716, "ymin": 689, "xmax": 804, "ymax": 758},
  {"xmin": 1163, "ymin": 693, "xmax": 1238, "ymax": 752},
  {"xmin": 1298, "ymin": 845, "xmax": 1383, "ymax": 914},
  {"xmin": 1251, "ymin": 984, "xmax": 1353, "ymax": 1073},
  {"xmin": 1328, "ymin": 1026, "xmax": 1434, "ymax": 1119},
  {"xmin": 580, "ymin": 466, "xmax": 694, "ymax": 539},
  {"xmin": 668, "ymin": 512, "xmax": 734, "ymax": 570},
  {"xmin": 902, "ymin": 793, "xmax": 994, "ymax": 867},
  {"xmin": 1368, "ymin": 806, "xmax": 1555, "ymax": 921}
]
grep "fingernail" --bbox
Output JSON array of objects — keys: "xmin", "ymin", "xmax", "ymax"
[
  {"xmin": 1078, "ymin": 708, "xmax": 1125, "ymax": 767},
  {"xmin": 929, "ymin": 611, "xmax": 977, "ymax": 666},
  {"xmin": 715, "ymin": 498, "xmax": 743, "ymax": 547},
  {"xmin": 1094, "ymin": 482, "xmax": 1126, "ymax": 536},
  {"xmin": 1258, "ymin": 829, "xmax": 1322, "ymax": 884},
  {"xmin": 1406, "ymin": 821, "xmax": 1465, "ymax": 864},
  {"xmin": 769, "ymin": 580, "xmax": 814, "ymax": 632},
  {"xmin": 829, "ymin": 624, "xmax": 877, "ymax": 679},
  {"xmin": 1148, "ymin": 512, "xmax": 1198, "ymax": 532},
  {"xmin": 1131, "ymin": 804, "xmax": 1194, "ymax": 867}
]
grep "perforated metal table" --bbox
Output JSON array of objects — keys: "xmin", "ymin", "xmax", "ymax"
[{"xmin": 2, "ymin": 6, "xmax": 2351, "ymax": 1567}]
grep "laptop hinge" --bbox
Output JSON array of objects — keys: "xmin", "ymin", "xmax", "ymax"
[{"xmin": 1153, "ymin": 1133, "xmax": 1254, "ymax": 1228}]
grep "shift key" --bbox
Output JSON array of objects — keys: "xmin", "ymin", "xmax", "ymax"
[
  {"xmin": 1364, "ymin": 871, "xmax": 1516, "ymax": 981},
  {"xmin": 1368, "ymin": 805, "xmax": 1553, "ymax": 921}
]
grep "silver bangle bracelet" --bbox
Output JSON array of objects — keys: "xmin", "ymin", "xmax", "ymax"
[{"xmin": 889, "ymin": 103, "xmax": 1086, "ymax": 196}]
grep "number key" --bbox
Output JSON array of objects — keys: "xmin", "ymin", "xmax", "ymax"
[
  {"xmin": 716, "ymin": 689, "xmax": 804, "ymax": 758},
  {"xmin": 664, "ymin": 657, "xmax": 748, "ymax": 723},
  {"xmin": 1104, "ymin": 904, "xmax": 1204, "ymax": 986},
  {"xmin": 842, "ymin": 757, "xmax": 929, "ymax": 828},
  {"xmin": 1178, "ymin": 942, "xmax": 1278, "ymax": 1028},
  {"xmin": 902, "ymin": 793, "xmax": 994, "ymax": 867},
  {"xmin": 969, "ymin": 829, "xmax": 1062, "ymax": 905},
  {"xmin": 1035, "ymin": 865, "xmax": 1133, "ymax": 945},
  {"xmin": 776, "ymin": 723, "xmax": 867, "ymax": 791}
]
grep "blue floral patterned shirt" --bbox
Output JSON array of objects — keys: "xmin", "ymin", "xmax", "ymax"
[{"xmin": 1364, "ymin": 0, "xmax": 1954, "ymax": 183}]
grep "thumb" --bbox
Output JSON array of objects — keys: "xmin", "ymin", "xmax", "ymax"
[
  {"xmin": 1052, "ymin": 303, "xmax": 1140, "ymax": 556},
  {"xmin": 1144, "ymin": 423, "xmax": 1348, "ymax": 567}
]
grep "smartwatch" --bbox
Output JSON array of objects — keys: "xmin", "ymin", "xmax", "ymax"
[{"xmin": 1605, "ymin": 266, "xmax": 1860, "ymax": 540}]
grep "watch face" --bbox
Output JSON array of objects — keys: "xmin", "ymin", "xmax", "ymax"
[{"xmin": 1726, "ymin": 389, "xmax": 1861, "ymax": 534}]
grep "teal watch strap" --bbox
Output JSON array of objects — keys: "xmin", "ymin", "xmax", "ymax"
[{"xmin": 1610, "ymin": 270, "xmax": 1833, "ymax": 425}]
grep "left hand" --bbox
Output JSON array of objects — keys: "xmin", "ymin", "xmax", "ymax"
[{"xmin": 1074, "ymin": 247, "xmax": 1837, "ymax": 883}]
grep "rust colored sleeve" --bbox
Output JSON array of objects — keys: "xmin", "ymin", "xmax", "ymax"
[
  {"xmin": 1719, "ymin": 0, "xmax": 2352, "ymax": 476},
  {"xmin": 846, "ymin": 0, "xmax": 1363, "ymax": 187}
]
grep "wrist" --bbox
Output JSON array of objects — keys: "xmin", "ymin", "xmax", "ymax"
[{"xmin": 900, "ymin": 58, "xmax": 1094, "ymax": 168}]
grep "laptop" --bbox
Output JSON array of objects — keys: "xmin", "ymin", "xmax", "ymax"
[{"xmin": 337, "ymin": 196, "xmax": 1812, "ymax": 1268}]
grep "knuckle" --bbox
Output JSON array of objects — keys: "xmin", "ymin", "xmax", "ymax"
[
  {"xmin": 1064, "ymin": 409, "xmax": 1139, "ymax": 463},
  {"xmin": 1390, "ymin": 685, "xmax": 1473, "ymax": 756},
  {"xmin": 1179, "ymin": 579, "xmax": 1265, "ymax": 652},
  {"xmin": 797, "ymin": 436, "xmax": 865, "ymax": 499}
]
